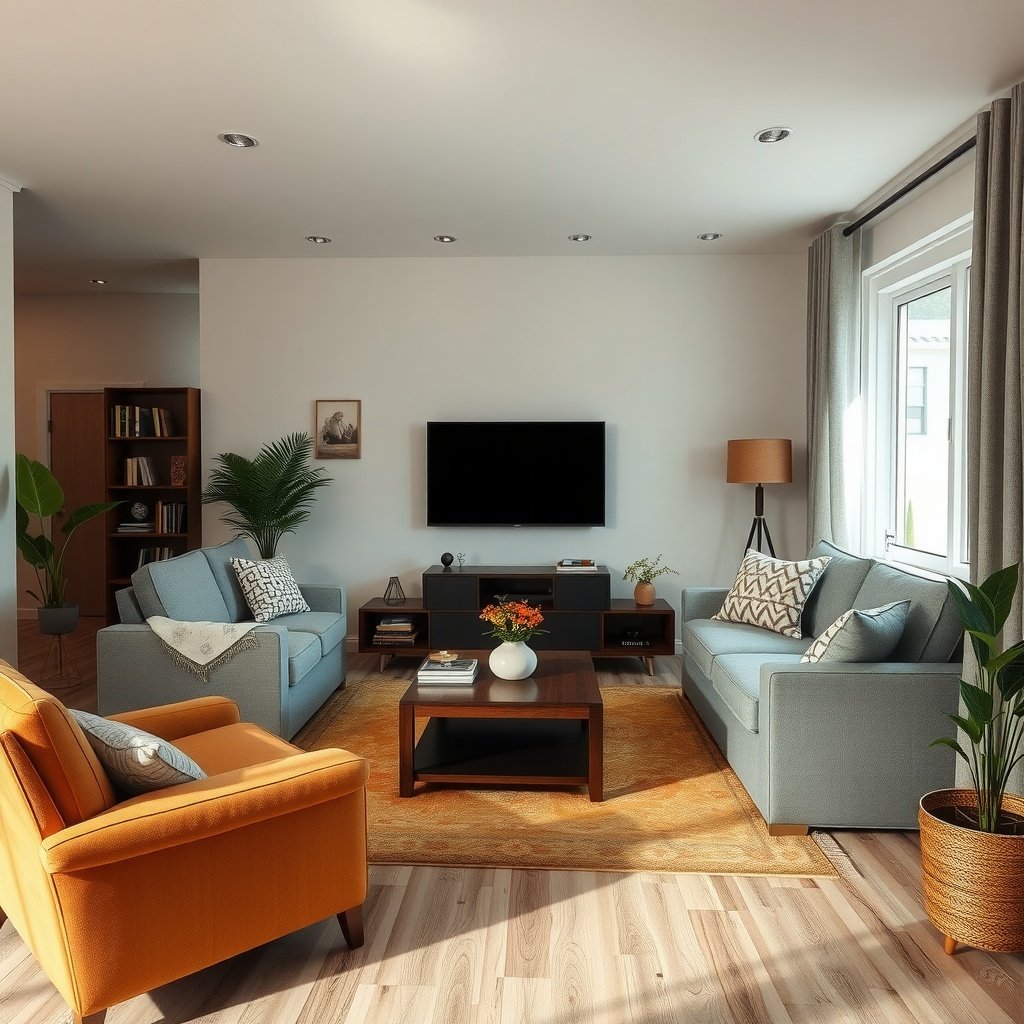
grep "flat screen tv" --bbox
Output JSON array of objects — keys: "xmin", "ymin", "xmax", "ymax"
[{"xmin": 426, "ymin": 421, "xmax": 606, "ymax": 527}]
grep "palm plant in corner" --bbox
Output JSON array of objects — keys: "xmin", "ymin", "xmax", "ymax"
[
  {"xmin": 919, "ymin": 563, "xmax": 1024, "ymax": 956},
  {"xmin": 202, "ymin": 432, "xmax": 331, "ymax": 558}
]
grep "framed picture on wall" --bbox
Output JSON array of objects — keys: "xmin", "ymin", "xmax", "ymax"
[{"xmin": 315, "ymin": 399, "xmax": 361, "ymax": 459}]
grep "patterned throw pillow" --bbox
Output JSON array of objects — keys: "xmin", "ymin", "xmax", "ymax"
[
  {"xmin": 230, "ymin": 555, "xmax": 310, "ymax": 623},
  {"xmin": 800, "ymin": 601, "xmax": 911, "ymax": 663},
  {"xmin": 713, "ymin": 549, "xmax": 831, "ymax": 639},
  {"xmin": 69, "ymin": 709, "xmax": 207, "ymax": 796}
]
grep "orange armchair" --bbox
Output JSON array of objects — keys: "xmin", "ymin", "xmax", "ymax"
[{"xmin": 0, "ymin": 659, "xmax": 368, "ymax": 1024}]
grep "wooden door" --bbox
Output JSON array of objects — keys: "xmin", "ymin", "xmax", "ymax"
[{"xmin": 49, "ymin": 392, "xmax": 106, "ymax": 616}]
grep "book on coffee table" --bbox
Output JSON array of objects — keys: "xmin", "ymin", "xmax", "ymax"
[{"xmin": 416, "ymin": 657, "xmax": 479, "ymax": 685}]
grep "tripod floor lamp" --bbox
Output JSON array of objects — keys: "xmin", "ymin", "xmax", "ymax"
[{"xmin": 726, "ymin": 438, "xmax": 793, "ymax": 558}]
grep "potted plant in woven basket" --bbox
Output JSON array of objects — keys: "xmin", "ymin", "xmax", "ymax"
[{"xmin": 920, "ymin": 563, "xmax": 1024, "ymax": 955}]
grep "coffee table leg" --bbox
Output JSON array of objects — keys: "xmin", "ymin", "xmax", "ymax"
[
  {"xmin": 399, "ymin": 704, "xmax": 415, "ymax": 797},
  {"xmin": 588, "ymin": 706, "xmax": 603, "ymax": 802}
]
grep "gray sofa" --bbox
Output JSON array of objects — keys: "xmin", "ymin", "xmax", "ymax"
[
  {"xmin": 97, "ymin": 538, "xmax": 346, "ymax": 738},
  {"xmin": 681, "ymin": 540, "xmax": 963, "ymax": 832}
]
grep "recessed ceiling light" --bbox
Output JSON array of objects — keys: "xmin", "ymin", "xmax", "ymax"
[
  {"xmin": 697, "ymin": 232, "xmax": 722, "ymax": 242},
  {"xmin": 568, "ymin": 234, "xmax": 592, "ymax": 242},
  {"xmin": 89, "ymin": 278, "xmax": 108, "ymax": 285},
  {"xmin": 755, "ymin": 127, "xmax": 792, "ymax": 144},
  {"xmin": 433, "ymin": 234, "xmax": 457, "ymax": 243},
  {"xmin": 218, "ymin": 133, "xmax": 258, "ymax": 148},
  {"xmin": 305, "ymin": 235, "xmax": 331, "ymax": 244}
]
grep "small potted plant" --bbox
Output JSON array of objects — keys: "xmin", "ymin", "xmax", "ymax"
[
  {"xmin": 15, "ymin": 454, "xmax": 120, "ymax": 635},
  {"xmin": 623, "ymin": 554, "xmax": 678, "ymax": 606},
  {"xmin": 202, "ymin": 432, "xmax": 331, "ymax": 558},
  {"xmin": 920, "ymin": 563, "xmax": 1024, "ymax": 954},
  {"xmin": 480, "ymin": 595, "xmax": 548, "ymax": 680}
]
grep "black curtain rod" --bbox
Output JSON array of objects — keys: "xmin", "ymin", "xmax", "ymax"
[{"xmin": 842, "ymin": 136, "xmax": 977, "ymax": 237}]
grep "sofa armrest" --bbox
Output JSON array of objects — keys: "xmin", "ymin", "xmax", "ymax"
[
  {"xmin": 108, "ymin": 696, "xmax": 241, "ymax": 741},
  {"xmin": 759, "ymin": 661, "xmax": 962, "ymax": 827},
  {"xmin": 681, "ymin": 587, "xmax": 729, "ymax": 623},
  {"xmin": 97, "ymin": 624, "xmax": 291, "ymax": 736},
  {"xmin": 299, "ymin": 584, "xmax": 345, "ymax": 615},
  {"xmin": 41, "ymin": 749, "xmax": 369, "ymax": 873}
]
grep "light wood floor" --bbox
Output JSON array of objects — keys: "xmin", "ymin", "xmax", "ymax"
[{"xmin": 6, "ymin": 620, "xmax": 1024, "ymax": 1024}]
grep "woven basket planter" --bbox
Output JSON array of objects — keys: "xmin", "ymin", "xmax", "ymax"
[{"xmin": 919, "ymin": 789, "xmax": 1024, "ymax": 954}]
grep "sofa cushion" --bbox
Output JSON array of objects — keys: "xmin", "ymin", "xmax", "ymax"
[
  {"xmin": 69, "ymin": 709, "xmax": 207, "ymax": 796},
  {"xmin": 132, "ymin": 550, "xmax": 231, "ymax": 622},
  {"xmin": 801, "ymin": 601, "xmax": 910, "ymax": 663},
  {"xmin": 853, "ymin": 564, "xmax": 961, "ymax": 662},
  {"xmin": 287, "ymin": 631, "xmax": 321, "ymax": 685},
  {"xmin": 801, "ymin": 540, "xmax": 874, "ymax": 637},
  {"xmin": 710, "ymin": 653, "xmax": 804, "ymax": 734},
  {"xmin": 202, "ymin": 537, "xmax": 256, "ymax": 622},
  {"xmin": 683, "ymin": 619, "xmax": 812, "ymax": 677},
  {"xmin": 714, "ymin": 549, "xmax": 830, "ymax": 638},
  {"xmin": 115, "ymin": 586, "xmax": 145, "ymax": 624},
  {"xmin": 231, "ymin": 555, "xmax": 311, "ymax": 623},
  {"xmin": 173, "ymin": 722, "xmax": 301, "ymax": 776},
  {"xmin": 272, "ymin": 611, "xmax": 346, "ymax": 656}
]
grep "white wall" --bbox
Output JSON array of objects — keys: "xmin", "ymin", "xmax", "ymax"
[
  {"xmin": 14, "ymin": 292, "xmax": 199, "ymax": 610},
  {"xmin": 0, "ymin": 188, "xmax": 15, "ymax": 662},
  {"xmin": 200, "ymin": 256, "xmax": 807, "ymax": 644},
  {"xmin": 862, "ymin": 159, "xmax": 975, "ymax": 269}
]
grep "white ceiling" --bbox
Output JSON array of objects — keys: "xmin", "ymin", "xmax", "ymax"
[{"xmin": 4, "ymin": 1, "xmax": 1024, "ymax": 292}]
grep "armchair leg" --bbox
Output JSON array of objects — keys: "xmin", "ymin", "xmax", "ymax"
[
  {"xmin": 768, "ymin": 823, "xmax": 809, "ymax": 837},
  {"xmin": 338, "ymin": 903, "xmax": 364, "ymax": 949},
  {"xmin": 74, "ymin": 1012, "xmax": 106, "ymax": 1024}
]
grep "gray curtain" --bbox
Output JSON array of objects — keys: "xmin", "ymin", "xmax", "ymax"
[
  {"xmin": 966, "ymin": 82, "xmax": 1024, "ymax": 793},
  {"xmin": 806, "ymin": 225, "xmax": 861, "ymax": 549}
]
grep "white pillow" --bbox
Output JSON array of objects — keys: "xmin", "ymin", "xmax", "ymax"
[
  {"xmin": 230, "ymin": 555, "xmax": 310, "ymax": 623},
  {"xmin": 69, "ymin": 709, "xmax": 207, "ymax": 796},
  {"xmin": 713, "ymin": 549, "xmax": 830, "ymax": 639}
]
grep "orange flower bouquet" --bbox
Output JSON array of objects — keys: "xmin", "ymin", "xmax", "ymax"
[{"xmin": 479, "ymin": 595, "xmax": 548, "ymax": 643}]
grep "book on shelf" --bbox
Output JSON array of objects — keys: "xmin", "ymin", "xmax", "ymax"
[
  {"xmin": 136, "ymin": 546, "xmax": 174, "ymax": 570},
  {"xmin": 556, "ymin": 558, "xmax": 598, "ymax": 572},
  {"xmin": 375, "ymin": 616, "xmax": 416, "ymax": 632},
  {"xmin": 110, "ymin": 405, "xmax": 177, "ymax": 438},
  {"xmin": 416, "ymin": 657, "xmax": 479, "ymax": 685},
  {"xmin": 118, "ymin": 522, "xmax": 154, "ymax": 532},
  {"xmin": 124, "ymin": 456, "xmax": 158, "ymax": 485},
  {"xmin": 154, "ymin": 500, "xmax": 186, "ymax": 533},
  {"xmin": 372, "ymin": 631, "xmax": 420, "ymax": 646}
]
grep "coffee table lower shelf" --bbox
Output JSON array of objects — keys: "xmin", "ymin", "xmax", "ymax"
[{"xmin": 414, "ymin": 717, "xmax": 589, "ymax": 785}]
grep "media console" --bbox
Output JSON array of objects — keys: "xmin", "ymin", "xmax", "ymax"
[{"xmin": 358, "ymin": 564, "xmax": 675, "ymax": 675}]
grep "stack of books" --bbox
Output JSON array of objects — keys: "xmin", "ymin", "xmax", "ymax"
[
  {"xmin": 118, "ymin": 520, "xmax": 155, "ymax": 533},
  {"xmin": 137, "ymin": 546, "xmax": 174, "ymax": 569},
  {"xmin": 124, "ymin": 456, "xmax": 158, "ymax": 485},
  {"xmin": 416, "ymin": 656, "xmax": 479, "ymax": 686},
  {"xmin": 556, "ymin": 558, "xmax": 598, "ymax": 573},
  {"xmin": 372, "ymin": 615, "xmax": 419, "ymax": 647},
  {"xmin": 155, "ymin": 501, "xmax": 186, "ymax": 533},
  {"xmin": 111, "ymin": 406, "xmax": 176, "ymax": 437}
]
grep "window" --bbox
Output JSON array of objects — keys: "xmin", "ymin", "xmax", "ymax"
[{"xmin": 863, "ymin": 220, "xmax": 971, "ymax": 578}]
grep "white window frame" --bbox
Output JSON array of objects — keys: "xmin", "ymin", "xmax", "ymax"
[{"xmin": 861, "ymin": 216, "xmax": 971, "ymax": 580}]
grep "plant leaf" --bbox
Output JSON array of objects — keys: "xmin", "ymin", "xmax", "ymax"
[
  {"xmin": 15, "ymin": 453, "xmax": 64, "ymax": 518},
  {"xmin": 16, "ymin": 533, "xmax": 48, "ymax": 569},
  {"xmin": 979, "ymin": 564, "xmax": 1019, "ymax": 634},
  {"xmin": 986, "ymin": 639, "xmax": 1024, "ymax": 676},
  {"xmin": 930, "ymin": 737, "xmax": 970, "ymax": 762},
  {"xmin": 943, "ymin": 711, "xmax": 983, "ymax": 744},
  {"xmin": 960, "ymin": 680, "xmax": 994, "ymax": 725},
  {"xmin": 60, "ymin": 501, "xmax": 120, "ymax": 533}
]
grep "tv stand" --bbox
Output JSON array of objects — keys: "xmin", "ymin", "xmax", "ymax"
[{"xmin": 357, "ymin": 564, "xmax": 675, "ymax": 675}]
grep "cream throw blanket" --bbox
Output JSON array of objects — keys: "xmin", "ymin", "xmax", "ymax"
[{"xmin": 148, "ymin": 616, "xmax": 260, "ymax": 682}]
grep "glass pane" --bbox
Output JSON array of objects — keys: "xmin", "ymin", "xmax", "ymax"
[{"xmin": 895, "ymin": 287, "xmax": 951, "ymax": 556}]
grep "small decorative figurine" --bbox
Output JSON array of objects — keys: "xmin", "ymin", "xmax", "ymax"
[{"xmin": 441, "ymin": 552, "xmax": 454, "ymax": 567}]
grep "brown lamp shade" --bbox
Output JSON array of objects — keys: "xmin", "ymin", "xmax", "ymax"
[{"xmin": 726, "ymin": 438, "xmax": 793, "ymax": 484}]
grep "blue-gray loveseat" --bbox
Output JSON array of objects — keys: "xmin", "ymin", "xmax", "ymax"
[
  {"xmin": 681, "ymin": 540, "xmax": 963, "ymax": 833},
  {"xmin": 97, "ymin": 538, "xmax": 346, "ymax": 738}
]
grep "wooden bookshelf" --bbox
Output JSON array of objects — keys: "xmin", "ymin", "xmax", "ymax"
[{"xmin": 103, "ymin": 387, "xmax": 202, "ymax": 622}]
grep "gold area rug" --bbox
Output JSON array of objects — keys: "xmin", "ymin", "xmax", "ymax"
[{"xmin": 297, "ymin": 680, "xmax": 836, "ymax": 877}]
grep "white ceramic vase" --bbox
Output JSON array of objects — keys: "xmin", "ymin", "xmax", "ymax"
[{"xmin": 488, "ymin": 640, "xmax": 538, "ymax": 680}]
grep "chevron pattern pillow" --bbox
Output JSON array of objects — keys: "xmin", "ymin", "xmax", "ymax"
[
  {"xmin": 714, "ymin": 549, "xmax": 831, "ymax": 638},
  {"xmin": 230, "ymin": 555, "xmax": 310, "ymax": 623},
  {"xmin": 69, "ymin": 709, "xmax": 207, "ymax": 796}
]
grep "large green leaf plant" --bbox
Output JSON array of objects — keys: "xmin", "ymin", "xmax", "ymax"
[
  {"xmin": 933, "ymin": 564, "xmax": 1024, "ymax": 832},
  {"xmin": 202, "ymin": 432, "xmax": 331, "ymax": 558},
  {"xmin": 15, "ymin": 454, "xmax": 120, "ymax": 607}
]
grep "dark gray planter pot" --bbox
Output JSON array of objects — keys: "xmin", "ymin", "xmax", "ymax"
[{"xmin": 37, "ymin": 604, "xmax": 79, "ymax": 636}]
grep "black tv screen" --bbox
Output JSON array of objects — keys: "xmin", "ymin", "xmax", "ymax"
[{"xmin": 426, "ymin": 421, "xmax": 606, "ymax": 527}]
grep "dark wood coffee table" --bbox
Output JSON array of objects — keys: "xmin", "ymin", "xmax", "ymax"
[{"xmin": 398, "ymin": 650, "xmax": 603, "ymax": 801}]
